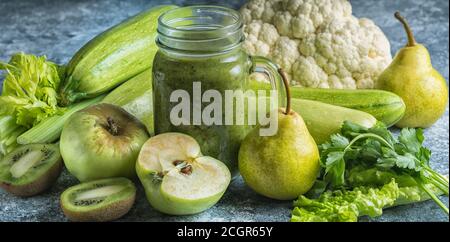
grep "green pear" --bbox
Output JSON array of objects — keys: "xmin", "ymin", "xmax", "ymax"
[
  {"xmin": 238, "ymin": 70, "xmax": 320, "ymax": 200},
  {"xmin": 376, "ymin": 12, "xmax": 448, "ymax": 128}
]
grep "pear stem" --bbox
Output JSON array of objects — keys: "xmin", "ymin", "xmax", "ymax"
[
  {"xmin": 395, "ymin": 12, "xmax": 417, "ymax": 47},
  {"xmin": 278, "ymin": 68, "xmax": 291, "ymax": 115}
]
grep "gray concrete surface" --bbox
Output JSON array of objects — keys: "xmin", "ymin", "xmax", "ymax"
[{"xmin": 0, "ymin": 0, "xmax": 448, "ymax": 222}]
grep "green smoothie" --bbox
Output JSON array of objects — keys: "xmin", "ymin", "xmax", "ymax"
[{"xmin": 152, "ymin": 49, "xmax": 252, "ymax": 177}]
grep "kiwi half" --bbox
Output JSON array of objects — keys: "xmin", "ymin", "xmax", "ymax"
[
  {"xmin": 0, "ymin": 143, "xmax": 62, "ymax": 197},
  {"xmin": 60, "ymin": 177, "xmax": 136, "ymax": 222}
]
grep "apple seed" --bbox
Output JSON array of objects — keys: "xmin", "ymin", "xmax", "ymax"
[{"xmin": 180, "ymin": 165, "xmax": 193, "ymax": 175}]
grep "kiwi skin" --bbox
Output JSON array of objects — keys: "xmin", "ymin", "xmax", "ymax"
[
  {"xmin": 61, "ymin": 194, "xmax": 135, "ymax": 222},
  {"xmin": 60, "ymin": 178, "xmax": 136, "ymax": 222},
  {"xmin": 0, "ymin": 160, "xmax": 63, "ymax": 197}
]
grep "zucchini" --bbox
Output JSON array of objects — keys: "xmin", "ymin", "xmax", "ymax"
[
  {"xmin": 59, "ymin": 5, "xmax": 178, "ymax": 106},
  {"xmin": 102, "ymin": 69, "xmax": 153, "ymax": 134},
  {"xmin": 291, "ymin": 99, "xmax": 377, "ymax": 144},
  {"xmin": 249, "ymin": 80, "xmax": 405, "ymax": 127},
  {"xmin": 290, "ymin": 88, "xmax": 406, "ymax": 127}
]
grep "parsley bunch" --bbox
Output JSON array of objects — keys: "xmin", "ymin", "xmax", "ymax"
[{"xmin": 320, "ymin": 121, "xmax": 449, "ymax": 214}]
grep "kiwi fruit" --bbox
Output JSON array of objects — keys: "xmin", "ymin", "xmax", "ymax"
[
  {"xmin": 60, "ymin": 177, "xmax": 136, "ymax": 222},
  {"xmin": 0, "ymin": 143, "xmax": 63, "ymax": 197}
]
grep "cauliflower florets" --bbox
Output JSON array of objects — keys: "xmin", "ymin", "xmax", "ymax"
[{"xmin": 241, "ymin": 0, "xmax": 392, "ymax": 89}]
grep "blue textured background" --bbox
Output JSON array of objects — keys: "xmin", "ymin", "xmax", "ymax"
[{"xmin": 0, "ymin": 0, "xmax": 448, "ymax": 221}]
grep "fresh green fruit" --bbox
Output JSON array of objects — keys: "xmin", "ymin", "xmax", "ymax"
[
  {"xmin": 103, "ymin": 69, "xmax": 153, "ymax": 134},
  {"xmin": 60, "ymin": 103, "xmax": 149, "ymax": 182},
  {"xmin": 60, "ymin": 177, "xmax": 136, "ymax": 222},
  {"xmin": 376, "ymin": 12, "xmax": 448, "ymax": 128},
  {"xmin": 0, "ymin": 144, "xmax": 62, "ymax": 197},
  {"xmin": 136, "ymin": 133, "xmax": 231, "ymax": 215},
  {"xmin": 239, "ymin": 108, "xmax": 320, "ymax": 200},
  {"xmin": 239, "ymin": 71, "xmax": 320, "ymax": 200},
  {"xmin": 293, "ymin": 99, "xmax": 377, "ymax": 144},
  {"xmin": 59, "ymin": 5, "xmax": 178, "ymax": 106},
  {"xmin": 289, "ymin": 88, "xmax": 406, "ymax": 127}
]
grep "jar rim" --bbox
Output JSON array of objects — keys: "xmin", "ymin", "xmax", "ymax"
[{"xmin": 157, "ymin": 5, "xmax": 244, "ymax": 54}]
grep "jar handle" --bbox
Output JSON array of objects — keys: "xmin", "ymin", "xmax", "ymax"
[{"xmin": 249, "ymin": 56, "xmax": 286, "ymax": 107}]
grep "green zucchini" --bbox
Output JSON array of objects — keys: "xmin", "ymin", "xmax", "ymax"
[
  {"xmin": 249, "ymin": 79, "xmax": 405, "ymax": 127},
  {"xmin": 291, "ymin": 99, "xmax": 377, "ymax": 144},
  {"xmin": 102, "ymin": 69, "xmax": 154, "ymax": 134},
  {"xmin": 290, "ymin": 88, "xmax": 406, "ymax": 127},
  {"xmin": 59, "ymin": 5, "xmax": 178, "ymax": 106}
]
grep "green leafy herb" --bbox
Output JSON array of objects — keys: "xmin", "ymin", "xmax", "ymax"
[
  {"xmin": 319, "ymin": 121, "xmax": 449, "ymax": 214},
  {"xmin": 0, "ymin": 52, "xmax": 65, "ymax": 128}
]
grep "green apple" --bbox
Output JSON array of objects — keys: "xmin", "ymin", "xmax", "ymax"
[
  {"xmin": 136, "ymin": 132, "xmax": 231, "ymax": 215},
  {"xmin": 60, "ymin": 103, "xmax": 149, "ymax": 182}
]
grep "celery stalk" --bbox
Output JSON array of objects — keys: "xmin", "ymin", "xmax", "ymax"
[
  {"xmin": 6, "ymin": 145, "xmax": 18, "ymax": 154},
  {"xmin": 1, "ymin": 126, "xmax": 23, "ymax": 140},
  {"xmin": 0, "ymin": 115, "xmax": 18, "ymax": 139},
  {"xmin": 17, "ymin": 95, "xmax": 104, "ymax": 144},
  {"xmin": 0, "ymin": 143, "xmax": 6, "ymax": 156},
  {"xmin": 0, "ymin": 115, "xmax": 26, "ymax": 157},
  {"xmin": 5, "ymin": 127, "xmax": 26, "ymax": 146}
]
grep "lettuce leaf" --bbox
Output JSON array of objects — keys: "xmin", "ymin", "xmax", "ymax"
[
  {"xmin": 291, "ymin": 180, "xmax": 399, "ymax": 222},
  {"xmin": 347, "ymin": 166, "xmax": 445, "ymax": 206},
  {"xmin": 0, "ymin": 53, "xmax": 64, "ymax": 128}
]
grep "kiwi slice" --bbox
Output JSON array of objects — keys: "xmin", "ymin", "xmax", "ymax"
[
  {"xmin": 60, "ymin": 177, "xmax": 136, "ymax": 222},
  {"xmin": 0, "ymin": 143, "xmax": 62, "ymax": 197}
]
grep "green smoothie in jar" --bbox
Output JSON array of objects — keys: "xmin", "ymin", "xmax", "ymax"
[{"xmin": 153, "ymin": 6, "xmax": 285, "ymax": 177}]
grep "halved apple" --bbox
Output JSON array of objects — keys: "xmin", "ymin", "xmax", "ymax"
[{"xmin": 136, "ymin": 133, "xmax": 231, "ymax": 215}]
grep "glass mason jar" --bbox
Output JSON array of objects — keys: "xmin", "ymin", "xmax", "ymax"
[{"xmin": 153, "ymin": 6, "xmax": 285, "ymax": 177}]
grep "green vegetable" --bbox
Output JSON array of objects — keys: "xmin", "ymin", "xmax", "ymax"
[
  {"xmin": 289, "ymin": 88, "xmax": 406, "ymax": 127},
  {"xmin": 249, "ymin": 80, "xmax": 405, "ymax": 127},
  {"xmin": 320, "ymin": 121, "xmax": 449, "ymax": 214},
  {"xmin": 59, "ymin": 5, "xmax": 178, "ymax": 106},
  {"xmin": 18, "ymin": 69, "xmax": 152, "ymax": 145},
  {"xmin": 395, "ymin": 184, "xmax": 444, "ymax": 207},
  {"xmin": 102, "ymin": 69, "xmax": 153, "ymax": 134},
  {"xmin": 0, "ymin": 53, "xmax": 64, "ymax": 128},
  {"xmin": 16, "ymin": 95, "xmax": 104, "ymax": 145},
  {"xmin": 291, "ymin": 99, "xmax": 376, "ymax": 144},
  {"xmin": 347, "ymin": 166, "xmax": 445, "ymax": 206},
  {"xmin": 0, "ymin": 115, "xmax": 26, "ymax": 158},
  {"xmin": 291, "ymin": 180, "xmax": 399, "ymax": 222}
]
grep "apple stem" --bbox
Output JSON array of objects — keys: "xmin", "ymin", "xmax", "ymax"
[
  {"xmin": 106, "ymin": 117, "xmax": 120, "ymax": 136},
  {"xmin": 395, "ymin": 12, "xmax": 417, "ymax": 47},
  {"xmin": 278, "ymin": 68, "xmax": 291, "ymax": 115}
]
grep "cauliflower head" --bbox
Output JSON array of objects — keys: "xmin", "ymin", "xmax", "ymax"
[{"xmin": 241, "ymin": 0, "xmax": 392, "ymax": 89}]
